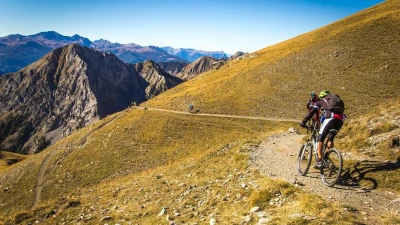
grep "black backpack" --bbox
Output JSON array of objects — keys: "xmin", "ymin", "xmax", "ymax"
[{"xmin": 324, "ymin": 94, "xmax": 345, "ymax": 114}]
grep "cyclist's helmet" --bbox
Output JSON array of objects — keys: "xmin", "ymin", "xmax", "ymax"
[
  {"xmin": 310, "ymin": 91, "xmax": 316, "ymax": 98},
  {"xmin": 318, "ymin": 90, "xmax": 330, "ymax": 98}
]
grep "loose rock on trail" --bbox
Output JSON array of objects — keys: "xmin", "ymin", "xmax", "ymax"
[{"xmin": 249, "ymin": 131, "xmax": 400, "ymax": 224}]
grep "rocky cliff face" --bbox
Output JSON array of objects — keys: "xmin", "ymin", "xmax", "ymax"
[
  {"xmin": 176, "ymin": 56, "xmax": 225, "ymax": 81},
  {"xmin": 157, "ymin": 62, "xmax": 188, "ymax": 76},
  {"xmin": 135, "ymin": 60, "xmax": 183, "ymax": 99},
  {"xmin": 0, "ymin": 44, "xmax": 181, "ymax": 153}
]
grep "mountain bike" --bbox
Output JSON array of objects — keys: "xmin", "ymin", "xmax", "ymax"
[{"xmin": 298, "ymin": 120, "xmax": 343, "ymax": 187}]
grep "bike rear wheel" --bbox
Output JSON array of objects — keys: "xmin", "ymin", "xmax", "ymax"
[
  {"xmin": 321, "ymin": 148, "xmax": 343, "ymax": 187},
  {"xmin": 298, "ymin": 142, "xmax": 312, "ymax": 176}
]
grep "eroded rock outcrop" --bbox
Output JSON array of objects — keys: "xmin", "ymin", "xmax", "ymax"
[
  {"xmin": 0, "ymin": 44, "xmax": 182, "ymax": 153},
  {"xmin": 176, "ymin": 56, "xmax": 225, "ymax": 81}
]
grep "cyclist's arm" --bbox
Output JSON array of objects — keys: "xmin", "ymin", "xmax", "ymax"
[{"xmin": 302, "ymin": 105, "xmax": 319, "ymax": 124}]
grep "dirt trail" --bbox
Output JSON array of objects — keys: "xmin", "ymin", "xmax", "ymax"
[
  {"xmin": 249, "ymin": 131, "xmax": 400, "ymax": 224},
  {"xmin": 140, "ymin": 106, "xmax": 400, "ymax": 222},
  {"xmin": 32, "ymin": 148, "xmax": 60, "ymax": 208},
  {"xmin": 32, "ymin": 113, "xmax": 123, "ymax": 208},
  {"xmin": 134, "ymin": 106, "xmax": 302, "ymax": 123},
  {"xmin": 31, "ymin": 106, "xmax": 400, "ymax": 223},
  {"xmin": 32, "ymin": 107, "xmax": 299, "ymax": 208}
]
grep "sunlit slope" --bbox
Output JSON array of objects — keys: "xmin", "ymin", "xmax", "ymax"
[
  {"xmin": 0, "ymin": 151, "xmax": 29, "ymax": 173},
  {"xmin": 142, "ymin": 0, "xmax": 400, "ymax": 119},
  {"xmin": 0, "ymin": 107, "xmax": 290, "ymax": 214}
]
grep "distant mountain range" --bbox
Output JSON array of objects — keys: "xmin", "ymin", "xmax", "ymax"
[
  {"xmin": 0, "ymin": 31, "xmax": 228, "ymax": 74},
  {"xmin": 161, "ymin": 46, "xmax": 228, "ymax": 62}
]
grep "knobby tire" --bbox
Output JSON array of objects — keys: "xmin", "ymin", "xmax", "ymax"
[
  {"xmin": 298, "ymin": 142, "xmax": 312, "ymax": 176},
  {"xmin": 321, "ymin": 148, "xmax": 343, "ymax": 187}
]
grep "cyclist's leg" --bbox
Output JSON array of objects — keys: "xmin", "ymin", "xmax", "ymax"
[
  {"xmin": 314, "ymin": 119, "xmax": 335, "ymax": 168},
  {"xmin": 318, "ymin": 118, "xmax": 335, "ymax": 158},
  {"xmin": 327, "ymin": 119, "xmax": 344, "ymax": 148},
  {"xmin": 317, "ymin": 142, "xmax": 323, "ymax": 159}
]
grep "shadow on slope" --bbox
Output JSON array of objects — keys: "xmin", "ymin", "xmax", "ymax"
[{"xmin": 340, "ymin": 159, "xmax": 400, "ymax": 191}]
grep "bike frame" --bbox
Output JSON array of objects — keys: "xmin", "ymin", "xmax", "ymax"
[
  {"xmin": 322, "ymin": 129, "xmax": 339, "ymax": 161},
  {"xmin": 306, "ymin": 120, "xmax": 319, "ymax": 163},
  {"xmin": 299, "ymin": 119, "xmax": 343, "ymax": 187}
]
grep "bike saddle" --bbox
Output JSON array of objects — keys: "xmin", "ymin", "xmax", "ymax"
[{"xmin": 329, "ymin": 129, "xmax": 339, "ymax": 134}]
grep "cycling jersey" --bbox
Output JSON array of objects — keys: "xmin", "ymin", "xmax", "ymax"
[{"xmin": 302, "ymin": 96, "xmax": 345, "ymax": 143}]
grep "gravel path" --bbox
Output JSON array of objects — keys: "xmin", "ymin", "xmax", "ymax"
[
  {"xmin": 249, "ymin": 131, "xmax": 400, "ymax": 224},
  {"xmin": 32, "ymin": 113, "xmax": 123, "ymax": 208},
  {"xmin": 134, "ymin": 106, "xmax": 301, "ymax": 122}
]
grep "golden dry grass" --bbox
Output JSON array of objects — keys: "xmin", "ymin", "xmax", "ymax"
[
  {"xmin": 0, "ymin": 151, "xmax": 29, "ymax": 173},
  {"xmin": 336, "ymin": 98, "xmax": 400, "ymax": 193},
  {"xmin": 0, "ymin": 119, "xmax": 361, "ymax": 224},
  {"xmin": 142, "ymin": 0, "xmax": 400, "ymax": 120}
]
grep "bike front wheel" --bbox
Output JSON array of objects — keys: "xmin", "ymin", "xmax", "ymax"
[
  {"xmin": 321, "ymin": 148, "xmax": 343, "ymax": 187},
  {"xmin": 298, "ymin": 142, "xmax": 312, "ymax": 176}
]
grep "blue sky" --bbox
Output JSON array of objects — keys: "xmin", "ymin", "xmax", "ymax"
[{"xmin": 0, "ymin": 0, "xmax": 383, "ymax": 54}]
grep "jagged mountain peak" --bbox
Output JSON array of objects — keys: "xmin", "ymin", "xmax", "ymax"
[
  {"xmin": 176, "ymin": 56, "xmax": 223, "ymax": 81},
  {"xmin": 142, "ymin": 59, "xmax": 161, "ymax": 68},
  {"xmin": 22, "ymin": 43, "xmax": 122, "ymax": 79},
  {"xmin": 0, "ymin": 44, "xmax": 182, "ymax": 153},
  {"xmin": 31, "ymin": 31, "xmax": 64, "ymax": 40},
  {"xmin": 0, "ymin": 32, "xmax": 227, "ymax": 74},
  {"xmin": 135, "ymin": 59, "xmax": 170, "ymax": 79},
  {"xmin": 194, "ymin": 56, "xmax": 217, "ymax": 63}
]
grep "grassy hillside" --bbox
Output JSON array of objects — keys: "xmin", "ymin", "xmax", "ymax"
[
  {"xmin": 0, "ymin": 151, "xmax": 29, "ymax": 173},
  {"xmin": 142, "ymin": 0, "xmax": 400, "ymax": 120},
  {"xmin": 0, "ymin": 108, "xmax": 367, "ymax": 224},
  {"xmin": 336, "ymin": 98, "xmax": 400, "ymax": 193}
]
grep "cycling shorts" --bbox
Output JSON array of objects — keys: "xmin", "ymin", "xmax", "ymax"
[{"xmin": 318, "ymin": 118, "xmax": 343, "ymax": 142}]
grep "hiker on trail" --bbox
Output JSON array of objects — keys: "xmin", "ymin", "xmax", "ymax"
[{"xmin": 300, "ymin": 90, "xmax": 346, "ymax": 168}]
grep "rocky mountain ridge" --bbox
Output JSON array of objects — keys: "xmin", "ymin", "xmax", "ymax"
[
  {"xmin": 92, "ymin": 39, "xmax": 186, "ymax": 64},
  {"xmin": 162, "ymin": 46, "xmax": 227, "ymax": 62},
  {"xmin": 135, "ymin": 60, "xmax": 183, "ymax": 99},
  {"xmin": 0, "ymin": 31, "xmax": 229, "ymax": 74},
  {"xmin": 0, "ymin": 44, "xmax": 183, "ymax": 153},
  {"xmin": 176, "ymin": 56, "xmax": 225, "ymax": 81},
  {"xmin": 157, "ymin": 62, "xmax": 189, "ymax": 76}
]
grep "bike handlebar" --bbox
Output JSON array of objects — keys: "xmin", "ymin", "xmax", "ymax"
[{"xmin": 300, "ymin": 124, "xmax": 317, "ymax": 131}]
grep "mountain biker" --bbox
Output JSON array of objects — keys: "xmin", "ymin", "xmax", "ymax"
[
  {"xmin": 300, "ymin": 90, "xmax": 345, "ymax": 168},
  {"xmin": 306, "ymin": 91, "xmax": 318, "ymax": 111},
  {"xmin": 306, "ymin": 91, "xmax": 320, "ymax": 126},
  {"xmin": 189, "ymin": 103, "xmax": 194, "ymax": 113}
]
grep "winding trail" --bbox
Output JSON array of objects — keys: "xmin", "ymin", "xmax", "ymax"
[
  {"xmin": 134, "ymin": 106, "xmax": 302, "ymax": 123},
  {"xmin": 32, "ymin": 113, "xmax": 123, "ymax": 208},
  {"xmin": 249, "ymin": 132, "xmax": 400, "ymax": 224},
  {"xmin": 33, "ymin": 106, "xmax": 399, "ymax": 223},
  {"xmin": 32, "ymin": 107, "xmax": 301, "ymax": 208},
  {"xmin": 32, "ymin": 147, "xmax": 60, "ymax": 208}
]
